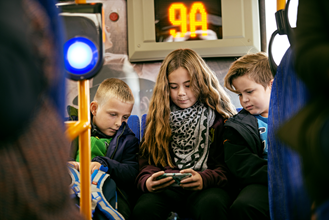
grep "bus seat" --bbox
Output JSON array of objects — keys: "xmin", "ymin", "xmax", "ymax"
[
  {"xmin": 268, "ymin": 47, "xmax": 312, "ymax": 220},
  {"xmin": 141, "ymin": 114, "xmax": 147, "ymax": 140},
  {"xmin": 127, "ymin": 115, "xmax": 140, "ymax": 141}
]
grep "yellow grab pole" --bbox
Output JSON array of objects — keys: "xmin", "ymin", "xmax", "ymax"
[
  {"xmin": 78, "ymin": 79, "xmax": 91, "ymax": 219},
  {"xmin": 75, "ymin": 0, "xmax": 86, "ymax": 3},
  {"xmin": 277, "ymin": 0, "xmax": 286, "ymax": 11},
  {"xmin": 66, "ymin": 121, "xmax": 90, "ymax": 141},
  {"xmin": 63, "ymin": 2, "xmax": 90, "ymax": 218}
]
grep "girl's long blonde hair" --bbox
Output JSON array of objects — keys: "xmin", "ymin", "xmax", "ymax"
[{"xmin": 140, "ymin": 49, "xmax": 236, "ymax": 167}]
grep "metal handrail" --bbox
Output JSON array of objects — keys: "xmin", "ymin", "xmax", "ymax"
[
  {"xmin": 268, "ymin": 0, "xmax": 295, "ymax": 77},
  {"xmin": 65, "ymin": 79, "xmax": 91, "ymax": 220}
]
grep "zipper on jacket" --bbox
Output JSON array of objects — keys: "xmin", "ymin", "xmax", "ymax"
[
  {"xmin": 110, "ymin": 124, "xmax": 126, "ymax": 159},
  {"xmin": 110, "ymin": 124, "xmax": 129, "ymax": 204},
  {"xmin": 116, "ymin": 186, "xmax": 129, "ymax": 203}
]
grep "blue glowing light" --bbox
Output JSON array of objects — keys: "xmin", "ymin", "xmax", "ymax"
[
  {"xmin": 67, "ymin": 42, "xmax": 93, "ymax": 69},
  {"xmin": 64, "ymin": 37, "xmax": 98, "ymax": 75}
]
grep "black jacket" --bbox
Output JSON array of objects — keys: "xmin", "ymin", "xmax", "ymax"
[{"xmin": 223, "ymin": 109, "xmax": 268, "ymax": 189}]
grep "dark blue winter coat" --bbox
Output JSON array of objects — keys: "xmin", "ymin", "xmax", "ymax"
[
  {"xmin": 90, "ymin": 119, "xmax": 139, "ymax": 194},
  {"xmin": 69, "ymin": 111, "xmax": 139, "ymax": 201}
]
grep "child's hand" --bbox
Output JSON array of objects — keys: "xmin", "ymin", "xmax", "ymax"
[
  {"xmin": 68, "ymin": 161, "xmax": 80, "ymax": 170},
  {"xmin": 90, "ymin": 162, "xmax": 102, "ymax": 174},
  {"xmin": 146, "ymin": 171, "xmax": 175, "ymax": 193},
  {"xmin": 179, "ymin": 169, "xmax": 203, "ymax": 190}
]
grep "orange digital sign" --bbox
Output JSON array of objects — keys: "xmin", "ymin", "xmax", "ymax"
[
  {"xmin": 154, "ymin": 0, "xmax": 222, "ymax": 42},
  {"xmin": 169, "ymin": 2, "xmax": 208, "ymax": 38}
]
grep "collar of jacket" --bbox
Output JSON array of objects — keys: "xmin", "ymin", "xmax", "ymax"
[
  {"xmin": 224, "ymin": 108, "xmax": 262, "ymax": 155},
  {"xmin": 90, "ymin": 113, "xmax": 131, "ymax": 139},
  {"xmin": 225, "ymin": 109, "xmax": 258, "ymax": 132}
]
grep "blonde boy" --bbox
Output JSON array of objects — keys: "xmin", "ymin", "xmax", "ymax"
[
  {"xmin": 69, "ymin": 78, "xmax": 139, "ymax": 220},
  {"xmin": 223, "ymin": 52, "xmax": 273, "ymax": 220}
]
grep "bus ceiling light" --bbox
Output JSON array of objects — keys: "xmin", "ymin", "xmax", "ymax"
[{"xmin": 64, "ymin": 36, "xmax": 98, "ymax": 76}]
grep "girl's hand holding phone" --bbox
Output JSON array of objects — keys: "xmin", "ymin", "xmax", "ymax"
[
  {"xmin": 146, "ymin": 171, "xmax": 175, "ymax": 193},
  {"xmin": 179, "ymin": 169, "xmax": 203, "ymax": 191}
]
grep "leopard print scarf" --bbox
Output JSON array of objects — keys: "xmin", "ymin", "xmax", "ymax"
[{"xmin": 170, "ymin": 102, "xmax": 215, "ymax": 171}]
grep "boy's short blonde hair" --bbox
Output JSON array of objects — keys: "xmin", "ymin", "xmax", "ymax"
[
  {"xmin": 93, "ymin": 78, "xmax": 134, "ymax": 106},
  {"xmin": 224, "ymin": 52, "xmax": 273, "ymax": 93}
]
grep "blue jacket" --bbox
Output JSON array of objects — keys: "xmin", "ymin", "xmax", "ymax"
[
  {"xmin": 90, "ymin": 119, "xmax": 139, "ymax": 192},
  {"xmin": 69, "ymin": 111, "xmax": 139, "ymax": 200}
]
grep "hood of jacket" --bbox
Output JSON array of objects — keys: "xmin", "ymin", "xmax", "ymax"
[{"xmin": 224, "ymin": 108, "xmax": 263, "ymax": 156}]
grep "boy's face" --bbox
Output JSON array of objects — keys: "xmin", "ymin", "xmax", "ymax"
[
  {"xmin": 168, "ymin": 67, "xmax": 198, "ymax": 109},
  {"xmin": 91, "ymin": 97, "xmax": 133, "ymax": 136},
  {"xmin": 232, "ymin": 74, "xmax": 273, "ymax": 117}
]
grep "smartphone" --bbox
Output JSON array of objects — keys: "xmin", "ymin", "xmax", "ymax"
[{"xmin": 156, "ymin": 173, "xmax": 192, "ymax": 187}]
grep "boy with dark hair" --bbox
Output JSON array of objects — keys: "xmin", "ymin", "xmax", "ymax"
[
  {"xmin": 69, "ymin": 78, "xmax": 139, "ymax": 220},
  {"xmin": 223, "ymin": 52, "xmax": 273, "ymax": 220}
]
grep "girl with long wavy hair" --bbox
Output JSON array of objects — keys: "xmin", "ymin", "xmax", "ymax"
[{"xmin": 132, "ymin": 49, "xmax": 236, "ymax": 220}]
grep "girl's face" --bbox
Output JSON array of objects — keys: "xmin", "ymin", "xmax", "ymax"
[{"xmin": 168, "ymin": 67, "xmax": 198, "ymax": 109}]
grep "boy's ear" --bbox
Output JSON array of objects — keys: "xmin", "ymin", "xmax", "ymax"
[
  {"xmin": 90, "ymin": 101, "xmax": 98, "ymax": 116},
  {"xmin": 269, "ymin": 79, "xmax": 274, "ymax": 88}
]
